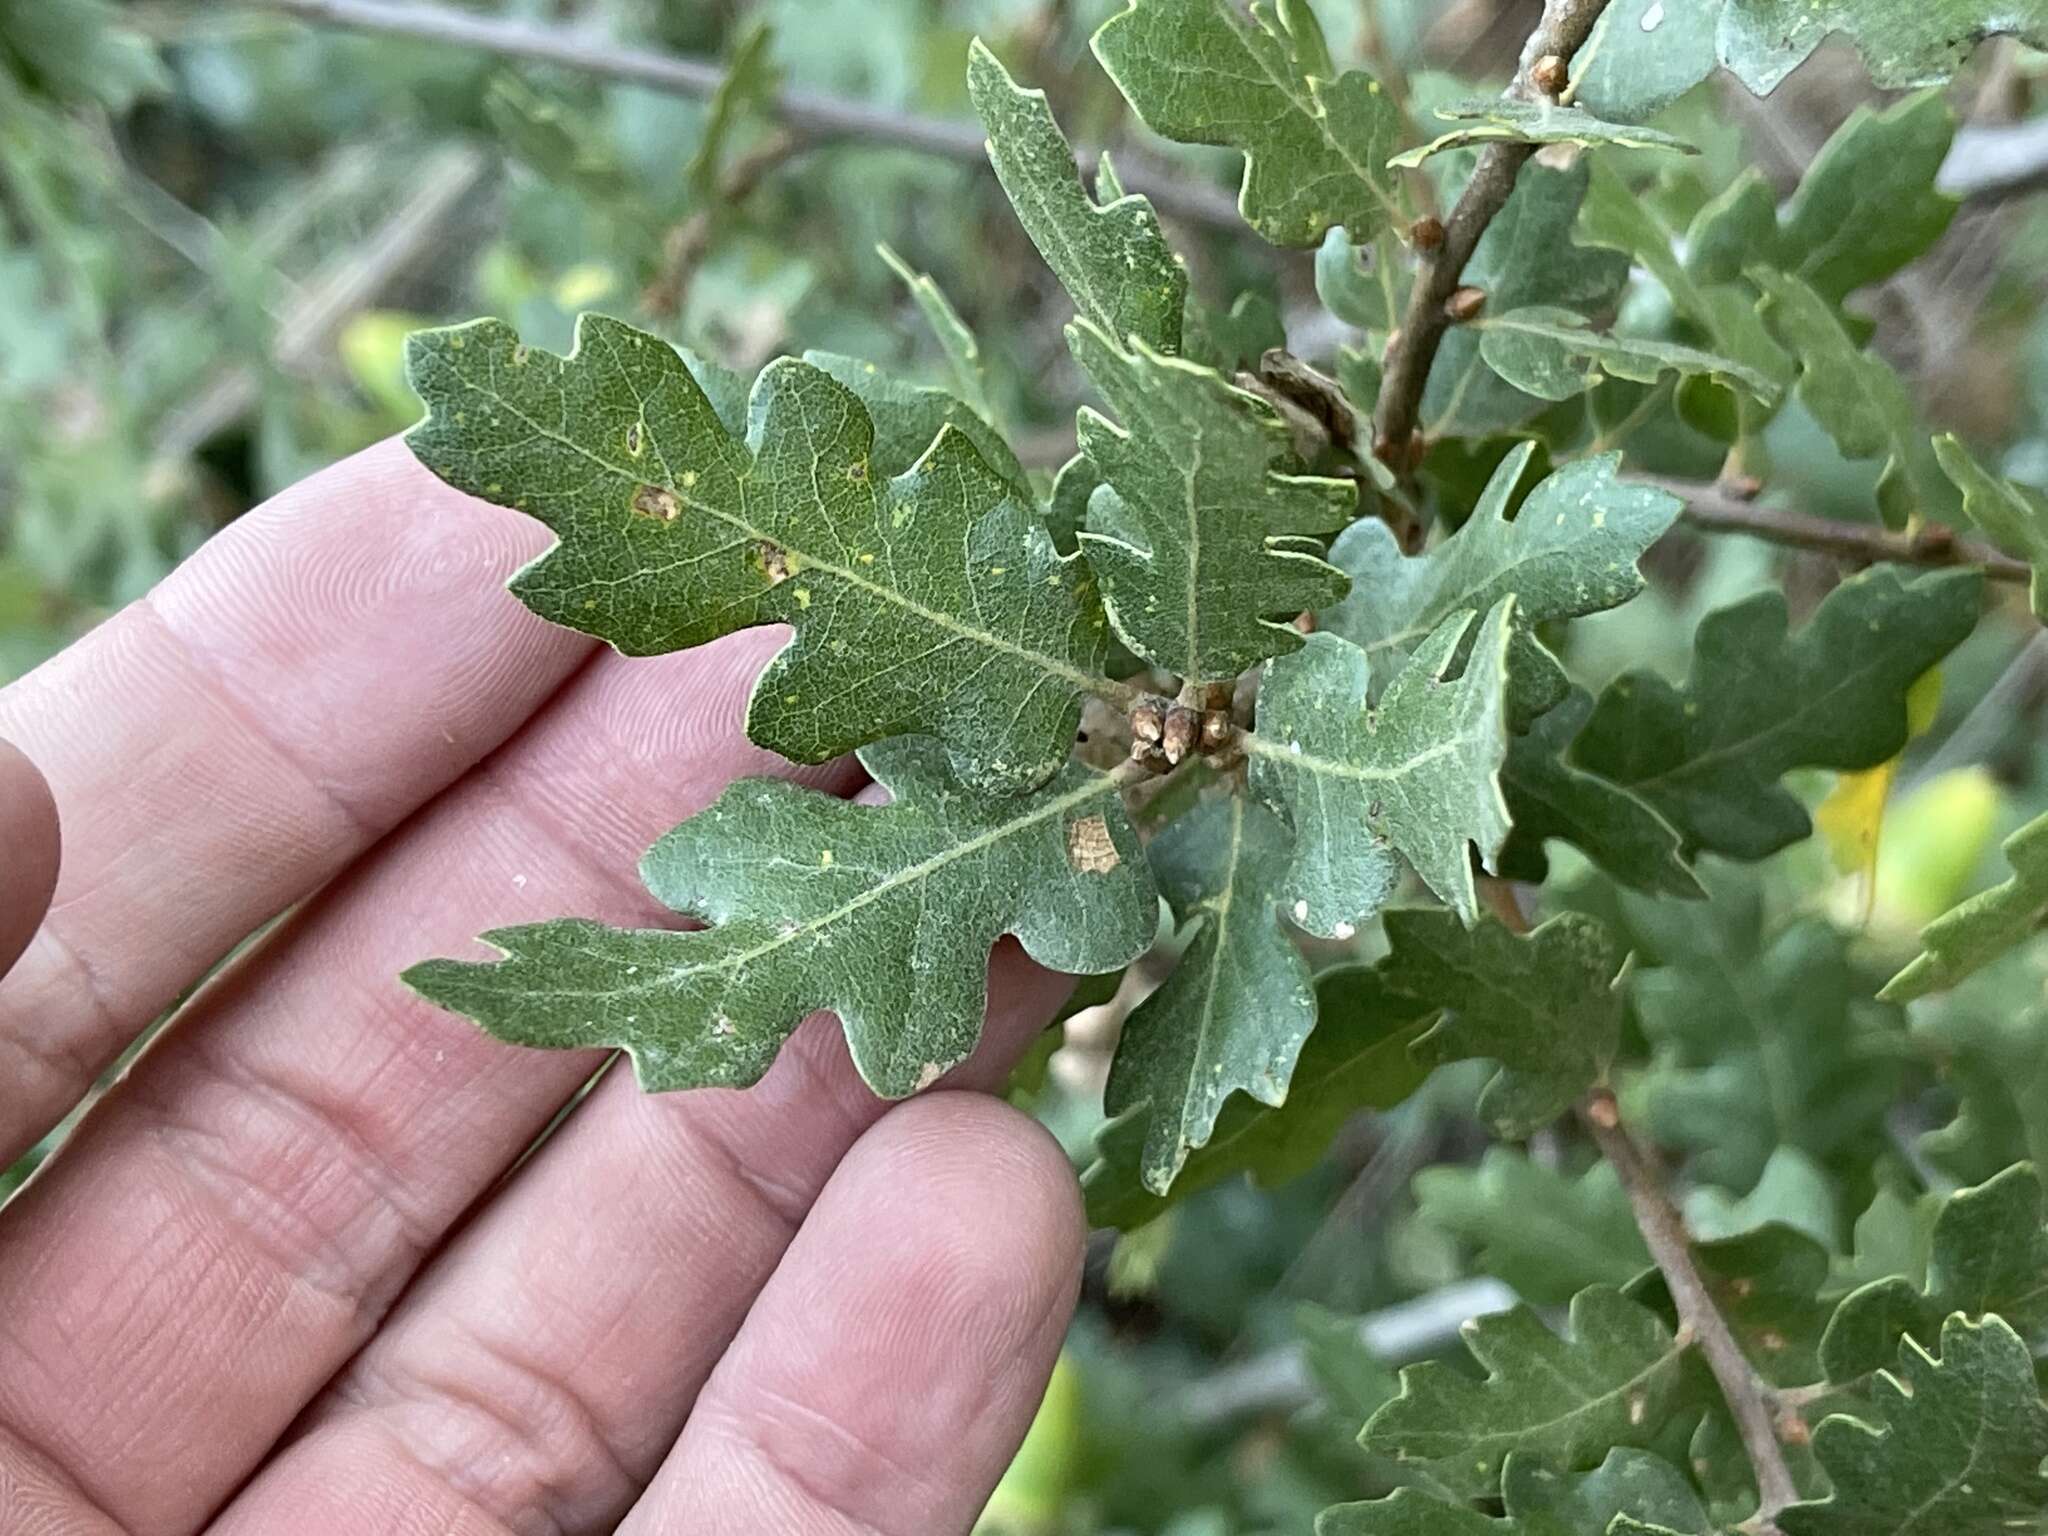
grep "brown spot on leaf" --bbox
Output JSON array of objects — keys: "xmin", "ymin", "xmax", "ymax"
[
  {"xmin": 632, "ymin": 485, "xmax": 681, "ymax": 521},
  {"xmin": 756, "ymin": 540, "xmax": 793, "ymax": 583},
  {"xmin": 1067, "ymin": 814, "xmax": 1121, "ymax": 874}
]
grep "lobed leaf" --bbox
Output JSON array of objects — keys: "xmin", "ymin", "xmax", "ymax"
[
  {"xmin": 1911, "ymin": 999, "xmax": 2048, "ymax": 1187},
  {"xmin": 1779, "ymin": 1315, "xmax": 2048, "ymax": 1535},
  {"xmin": 1475, "ymin": 305, "xmax": 1779, "ymax": 409},
  {"xmin": 1359, "ymin": 1286, "xmax": 1689, "ymax": 1500},
  {"xmin": 1092, "ymin": 0, "xmax": 1404, "ymax": 247},
  {"xmin": 406, "ymin": 314, "xmax": 1108, "ymax": 793},
  {"xmin": 1249, "ymin": 603, "xmax": 1514, "ymax": 932},
  {"xmin": 1630, "ymin": 1221, "xmax": 1837, "ymax": 1386},
  {"xmin": 1390, "ymin": 909, "xmax": 1628, "ymax": 1137},
  {"xmin": 1933, "ymin": 433, "xmax": 2048, "ymax": 621},
  {"xmin": 1084, "ymin": 962, "xmax": 1436, "ymax": 1229},
  {"xmin": 1884, "ymin": 809, "xmax": 2048, "ymax": 1002},
  {"xmin": 1569, "ymin": 0, "xmax": 2039, "ymax": 118},
  {"xmin": 1624, "ymin": 874, "xmax": 1904, "ymax": 1189},
  {"xmin": 1321, "ymin": 441, "xmax": 1683, "ymax": 720},
  {"xmin": 1099, "ymin": 795, "xmax": 1316, "ymax": 1195},
  {"xmin": 1414, "ymin": 1146, "xmax": 1649, "ymax": 1305},
  {"xmin": 1822, "ymin": 1163, "xmax": 2048, "ymax": 1382},
  {"xmin": 1497, "ymin": 689, "xmax": 1705, "ymax": 900},
  {"xmin": 1775, "ymin": 91, "xmax": 1957, "ymax": 303},
  {"xmin": 1719, "ymin": 1, "xmax": 2048, "ymax": 95},
  {"xmin": 405, "ymin": 738, "xmax": 1159, "ymax": 1099},
  {"xmin": 1752, "ymin": 268, "xmax": 1950, "ymax": 529},
  {"xmin": 967, "ymin": 40, "xmax": 1186, "ymax": 355},
  {"xmin": 1573, "ymin": 565, "xmax": 1983, "ymax": 862},
  {"xmin": 1070, "ymin": 318, "xmax": 1353, "ymax": 682}
]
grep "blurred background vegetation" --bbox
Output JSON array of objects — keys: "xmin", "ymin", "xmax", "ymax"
[{"xmin": 4, "ymin": 2, "xmax": 2047, "ymax": 1531}]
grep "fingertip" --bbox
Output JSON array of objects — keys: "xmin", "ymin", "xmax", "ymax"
[{"xmin": 0, "ymin": 735, "xmax": 60, "ymax": 980}]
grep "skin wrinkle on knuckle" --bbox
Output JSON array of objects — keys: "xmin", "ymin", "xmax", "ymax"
[{"xmin": 341, "ymin": 1321, "xmax": 640, "ymax": 1536}]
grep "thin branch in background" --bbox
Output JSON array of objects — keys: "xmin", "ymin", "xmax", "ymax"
[
  {"xmin": 238, "ymin": 0, "xmax": 1246, "ymax": 233},
  {"xmin": 1479, "ymin": 876, "xmax": 1802, "ymax": 1532},
  {"xmin": 1579, "ymin": 1093, "xmax": 1801, "ymax": 1535},
  {"xmin": 1941, "ymin": 116, "xmax": 2048, "ymax": 203},
  {"xmin": 641, "ymin": 128, "xmax": 797, "ymax": 319},
  {"xmin": 1641, "ymin": 474, "xmax": 2035, "ymax": 586},
  {"xmin": 149, "ymin": 143, "xmax": 487, "ymax": 469},
  {"xmin": 1370, "ymin": 0, "xmax": 1618, "ymax": 469}
]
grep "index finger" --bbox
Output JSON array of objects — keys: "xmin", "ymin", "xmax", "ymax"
[{"xmin": 0, "ymin": 439, "xmax": 591, "ymax": 1166}]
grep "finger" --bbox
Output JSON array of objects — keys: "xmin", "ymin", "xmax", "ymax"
[
  {"xmin": 0, "ymin": 438, "xmax": 591, "ymax": 1168},
  {"xmin": 622, "ymin": 1091, "xmax": 1083, "ymax": 1536},
  {"xmin": 0, "ymin": 629, "xmax": 857, "ymax": 1536},
  {"xmin": 0, "ymin": 737, "xmax": 59, "ymax": 982},
  {"xmin": 201, "ymin": 945, "xmax": 1072, "ymax": 1535}
]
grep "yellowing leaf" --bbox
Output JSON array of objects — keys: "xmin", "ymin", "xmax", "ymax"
[{"xmin": 1817, "ymin": 667, "xmax": 1943, "ymax": 918}]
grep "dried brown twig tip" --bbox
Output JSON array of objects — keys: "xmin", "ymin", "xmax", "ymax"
[
  {"xmin": 1409, "ymin": 215, "xmax": 1445, "ymax": 250},
  {"xmin": 1199, "ymin": 710, "xmax": 1233, "ymax": 752},
  {"xmin": 1129, "ymin": 697, "xmax": 1167, "ymax": 747},
  {"xmin": 1530, "ymin": 53, "xmax": 1569, "ymax": 95},
  {"xmin": 1159, "ymin": 705, "xmax": 1200, "ymax": 765},
  {"xmin": 1444, "ymin": 285, "xmax": 1487, "ymax": 323}
]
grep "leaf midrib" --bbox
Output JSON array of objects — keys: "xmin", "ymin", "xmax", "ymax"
[
  {"xmin": 456, "ymin": 335, "xmax": 1107, "ymax": 700},
  {"xmin": 1388, "ymin": 1335, "xmax": 1685, "ymax": 1462},
  {"xmin": 1246, "ymin": 730, "xmax": 1466, "ymax": 785},
  {"xmin": 514, "ymin": 770, "xmax": 1123, "ymax": 1000}
]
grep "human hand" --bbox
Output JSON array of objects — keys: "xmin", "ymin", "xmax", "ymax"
[{"xmin": 0, "ymin": 440, "xmax": 1084, "ymax": 1534}]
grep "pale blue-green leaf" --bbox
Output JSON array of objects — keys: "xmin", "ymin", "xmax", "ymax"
[
  {"xmin": 1070, "ymin": 318, "xmax": 1353, "ymax": 682},
  {"xmin": 1476, "ymin": 305, "xmax": 1779, "ymax": 406},
  {"xmin": 1719, "ymin": 1, "xmax": 2048, "ymax": 94},
  {"xmin": 1101, "ymin": 795, "xmax": 1315, "ymax": 1195},
  {"xmin": 1085, "ymin": 954, "xmax": 1436, "ymax": 1226},
  {"xmin": 1249, "ymin": 604, "xmax": 1514, "ymax": 932},
  {"xmin": 1423, "ymin": 162, "xmax": 1628, "ymax": 437},
  {"xmin": 1321, "ymin": 442, "xmax": 1683, "ymax": 720},
  {"xmin": 968, "ymin": 40, "xmax": 1186, "ymax": 355},
  {"xmin": 1092, "ymin": 0, "xmax": 1405, "ymax": 247},
  {"xmin": 405, "ymin": 739, "xmax": 1159, "ymax": 1099},
  {"xmin": 1389, "ymin": 97, "xmax": 1697, "ymax": 168}
]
